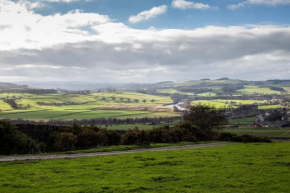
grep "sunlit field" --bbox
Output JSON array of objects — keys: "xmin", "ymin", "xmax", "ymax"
[{"xmin": 0, "ymin": 92, "xmax": 179, "ymax": 120}]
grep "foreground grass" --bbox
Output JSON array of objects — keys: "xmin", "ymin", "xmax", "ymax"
[{"xmin": 0, "ymin": 143, "xmax": 290, "ymax": 192}]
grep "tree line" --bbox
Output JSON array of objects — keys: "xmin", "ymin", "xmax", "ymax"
[
  {"xmin": 0, "ymin": 104, "xmax": 271, "ymax": 155},
  {"xmin": 8, "ymin": 116, "xmax": 181, "ymax": 126}
]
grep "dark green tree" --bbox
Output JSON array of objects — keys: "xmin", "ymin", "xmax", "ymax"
[{"xmin": 184, "ymin": 104, "xmax": 228, "ymax": 133}]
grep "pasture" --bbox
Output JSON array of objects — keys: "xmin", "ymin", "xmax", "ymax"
[
  {"xmin": 0, "ymin": 143, "xmax": 289, "ymax": 192},
  {"xmin": 0, "ymin": 90, "xmax": 286, "ymax": 120},
  {"xmin": 0, "ymin": 92, "xmax": 178, "ymax": 120},
  {"xmin": 191, "ymin": 100, "xmax": 230, "ymax": 108},
  {"xmin": 229, "ymin": 117, "xmax": 256, "ymax": 124}
]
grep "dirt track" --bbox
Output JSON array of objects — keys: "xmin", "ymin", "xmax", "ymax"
[{"xmin": 0, "ymin": 142, "xmax": 233, "ymax": 162}]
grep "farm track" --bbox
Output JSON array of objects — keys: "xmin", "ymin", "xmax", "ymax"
[{"xmin": 0, "ymin": 142, "xmax": 233, "ymax": 162}]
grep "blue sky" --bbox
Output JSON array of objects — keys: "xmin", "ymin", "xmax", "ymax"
[
  {"xmin": 34, "ymin": 0, "xmax": 290, "ymax": 29},
  {"xmin": 1, "ymin": 0, "xmax": 290, "ymax": 82}
]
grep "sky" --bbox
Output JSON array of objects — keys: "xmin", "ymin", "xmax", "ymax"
[{"xmin": 0, "ymin": 0, "xmax": 290, "ymax": 83}]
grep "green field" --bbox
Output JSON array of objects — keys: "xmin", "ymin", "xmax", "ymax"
[
  {"xmin": 0, "ymin": 88, "xmax": 287, "ymax": 120},
  {"xmin": 258, "ymin": 105, "xmax": 283, "ymax": 109},
  {"xmin": 0, "ymin": 92, "xmax": 177, "ymax": 120},
  {"xmin": 229, "ymin": 117, "xmax": 256, "ymax": 124},
  {"xmin": 191, "ymin": 100, "xmax": 230, "ymax": 108},
  {"xmin": 0, "ymin": 100, "xmax": 13, "ymax": 111},
  {"xmin": 215, "ymin": 99, "xmax": 266, "ymax": 105},
  {"xmin": 191, "ymin": 99, "xmax": 284, "ymax": 109},
  {"xmin": 0, "ymin": 143, "xmax": 289, "ymax": 192},
  {"xmin": 156, "ymin": 89, "xmax": 216, "ymax": 96}
]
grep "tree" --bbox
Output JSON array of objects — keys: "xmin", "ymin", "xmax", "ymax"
[
  {"xmin": 150, "ymin": 99, "xmax": 155, "ymax": 103},
  {"xmin": 127, "ymin": 98, "xmax": 131, "ymax": 102},
  {"xmin": 142, "ymin": 99, "xmax": 147, "ymax": 104},
  {"xmin": 184, "ymin": 104, "xmax": 228, "ymax": 133},
  {"xmin": 54, "ymin": 132, "xmax": 78, "ymax": 151},
  {"xmin": 78, "ymin": 129, "xmax": 108, "ymax": 148},
  {"xmin": 134, "ymin": 99, "xmax": 139, "ymax": 103}
]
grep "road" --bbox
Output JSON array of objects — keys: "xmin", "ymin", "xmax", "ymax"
[{"xmin": 0, "ymin": 142, "xmax": 233, "ymax": 162}]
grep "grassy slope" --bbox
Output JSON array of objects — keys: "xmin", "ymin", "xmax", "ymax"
[
  {"xmin": 0, "ymin": 100, "xmax": 13, "ymax": 111},
  {"xmin": 237, "ymin": 86, "xmax": 282, "ymax": 94},
  {"xmin": 0, "ymin": 143, "xmax": 289, "ymax": 192}
]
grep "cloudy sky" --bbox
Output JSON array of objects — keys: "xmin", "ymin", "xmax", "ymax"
[{"xmin": 1, "ymin": 0, "xmax": 290, "ymax": 83}]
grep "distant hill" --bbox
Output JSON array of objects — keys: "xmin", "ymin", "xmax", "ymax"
[
  {"xmin": 0, "ymin": 82, "xmax": 28, "ymax": 90},
  {"xmin": 0, "ymin": 82, "xmax": 57, "ymax": 94}
]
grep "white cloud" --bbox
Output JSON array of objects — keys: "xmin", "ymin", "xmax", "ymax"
[
  {"xmin": 228, "ymin": 0, "xmax": 290, "ymax": 10},
  {"xmin": 1, "ymin": 1, "xmax": 290, "ymax": 82},
  {"xmin": 128, "ymin": 5, "xmax": 167, "ymax": 24},
  {"xmin": 172, "ymin": 0, "xmax": 212, "ymax": 10},
  {"xmin": 0, "ymin": 1, "xmax": 110, "ymax": 50},
  {"xmin": 15, "ymin": 0, "xmax": 80, "ymax": 11}
]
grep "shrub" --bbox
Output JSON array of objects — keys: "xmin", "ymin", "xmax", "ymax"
[{"xmin": 218, "ymin": 132, "xmax": 271, "ymax": 143}]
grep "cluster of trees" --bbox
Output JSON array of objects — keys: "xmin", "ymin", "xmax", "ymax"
[
  {"xmin": 2, "ymin": 98, "xmax": 30, "ymax": 109},
  {"xmin": 265, "ymin": 110, "xmax": 286, "ymax": 122},
  {"xmin": 56, "ymin": 88, "xmax": 90, "ymax": 95},
  {"xmin": 170, "ymin": 93, "xmax": 188, "ymax": 104},
  {"xmin": 221, "ymin": 86, "xmax": 245, "ymax": 95},
  {"xmin": 99, "ymin": 97, "xmax": 155, "ymax": 104},
  {"xmin": 3, "ymin": 99, "xmax": 18, "ymax": 109},
  {"xmin": 269, "ymin": 87, "xmax": 285, "ymax": 92}
]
